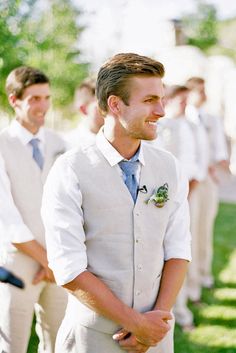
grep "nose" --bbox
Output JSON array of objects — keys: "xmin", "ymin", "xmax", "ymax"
[
  {"xmin": 153, "ymin": 101, "xmax": 165, "ymax": 118},
  {"xmin": 40, "ymin": 98, "xmax": 50, "ymax": 112}
]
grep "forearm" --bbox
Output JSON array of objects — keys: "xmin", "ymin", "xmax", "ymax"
[
  {"xmin": 64, "ymin": 270, "xmax": 172, "ymax": 347},
  {"xmin": 12, "ymin": 240, "xmax": 48, "ymax": 267},
  {"xmin": 155, "ymin": 258, "xmax": 189, "ymax": 311},
  {"xmin": 63, "ymin": 270, "xmax": 142, "ymax": 332}
]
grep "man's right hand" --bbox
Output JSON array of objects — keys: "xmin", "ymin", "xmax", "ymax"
[
  {"xmin": 32, "ymin": 266, "xmax": 55, "ymax": 284},
  {"xmin": 113, "ymin": 309, "xmax": 172, "ymax": 348}
]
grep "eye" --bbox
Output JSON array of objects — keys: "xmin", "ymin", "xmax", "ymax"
[
  {"xmin": 144, "ymin": 98, "xmax": 153, "ymax": 103},
  {"xmin": 31, "ymin": 96, "xmax": 41, "ymax": 102}
]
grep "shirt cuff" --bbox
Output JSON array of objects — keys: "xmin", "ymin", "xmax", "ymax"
[
  {"xmin": 49, "ymin": 254, "xmax": 88, "ymax": 286},
  {"xmin": 164, "ymin": 246, "xmax": 192, "ymax": 262}
]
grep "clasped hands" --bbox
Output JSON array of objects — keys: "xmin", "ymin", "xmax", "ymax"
[{"xmin": 113, "ymin": 310, "xmax": 172, "ymax": 353}]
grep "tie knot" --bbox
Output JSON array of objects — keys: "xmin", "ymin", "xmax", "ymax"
[
  {"xmin": 29, "ymin": 138, "xmax": 40, "ymax": 148},
  {"xmin": 119, "ymin": 160, "xmax": 139, "ymax": 177}
]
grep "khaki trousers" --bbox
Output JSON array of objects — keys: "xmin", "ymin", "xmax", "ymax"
[
  {"xmin": 0, "ymin": 251, "xmax": 67, "ymax": 353},
  {"xmin": 187, "ymin": 175, "xmax": 218, "ymax": 301},
  {"xmin": 55, "ymin": 308, "xmax": 175, "ymax": 353}
]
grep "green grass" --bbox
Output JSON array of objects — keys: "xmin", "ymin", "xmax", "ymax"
[
  {"xmin": 175, "ymin": 202, "xmax": 236, "ymax": 353},
  {"xmin": 27, "ymin": 202, "xmax": 236, "ymax": 352}
]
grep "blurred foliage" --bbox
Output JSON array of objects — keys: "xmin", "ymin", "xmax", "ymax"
[
  {"xmin": 207, "ymin": 18, "xmax": 236, "ymax": 63},
  {"xmin": 0, "ymin": 0, "xmax": 89, "ymax": 115},
  {"xmin": 181, "ymin": 0, "xmax": 218, "ymax": 51}
]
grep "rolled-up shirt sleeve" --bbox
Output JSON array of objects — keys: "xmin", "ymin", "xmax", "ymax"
[
  {"xmin": 41, "ymin": 153, "xmax": 87, "ymax": 285},
  {"xmin": 164, "ymin": 157, "xmax": 192, "ymax": 262}
]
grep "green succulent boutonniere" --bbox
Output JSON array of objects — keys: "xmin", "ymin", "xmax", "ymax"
[{"xmin": 146, "ymin": 183, "xmax": 169, "ymax": 208}]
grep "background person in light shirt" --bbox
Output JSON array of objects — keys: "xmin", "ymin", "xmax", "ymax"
[
  {"xmin": 152, "ymin": 85, "xmax": 200, "ymax": 330},
  {"xmin": 184, "ymin": 77, "xmax": 230, "ymax": 304},
  {"xmin": 42, "ymin": 52, "xmax": 191, "ymax": 353},
  {"xmin": 0, "ymin": 66, "xmax": 67, "ymax": 353},
  {"xmin": 65, "ymin": 77, "xmax": 104, "ymax": 148}
]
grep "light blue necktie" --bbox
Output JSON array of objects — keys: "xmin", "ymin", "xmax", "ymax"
[
  {"xmin": 119, "ymin": 159, "xmax": 139, "ymax": 202},
  {"xmin": 29, "ymin": 138, "xmax": 44, "ymax": 170}
]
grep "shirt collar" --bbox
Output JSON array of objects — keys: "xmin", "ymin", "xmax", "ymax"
[
  {"xmin": 96, "ymin": 128, "xmax": 145, "ymax": 167},
  {"xmin": 9, "ymin": 119, "xmax": 45, "ymax": 146}
]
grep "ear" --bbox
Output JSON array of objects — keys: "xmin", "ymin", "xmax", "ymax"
[
  {"xmin": 8, "ymin": 94, "xmax": 18, "ymax": 108},
  {"xmin": 80, "ymin": 104, "xmax": 88, "ymax": 115},
  {"xmin": 107, "ymin": 95, "xmax": 122, "ymax": 115}
]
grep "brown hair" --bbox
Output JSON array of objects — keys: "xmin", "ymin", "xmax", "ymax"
[
  {"xmin": 96, "ymin": 53, "xmax": 165, "ymax": 115},
  {"xmin": 185, "ymin": 77, "xmax": 205, "ymax": 90},
  {"xmin": 166, "ymin": 85, "xmax": 189, "ymax": 99},
  {"xmin": 5, "ymin": 66, "xmax": 50, "ymax": 98},
  {"xmin": 77, "ymin": 77, "xmax": 96, "ymax": 97}
]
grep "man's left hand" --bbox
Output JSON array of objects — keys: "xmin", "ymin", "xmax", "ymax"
[{"xmin": 113, "ymin": 329, "xmax": 149, "ymax": 353}]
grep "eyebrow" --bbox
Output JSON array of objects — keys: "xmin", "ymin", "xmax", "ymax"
[
  {"xmin": 30, "ymin": 94, "xmax": 51, "ymax": 98},
  {"xmin": 144, "ymin": 95, "xmax": 163, "ymax": 100}
]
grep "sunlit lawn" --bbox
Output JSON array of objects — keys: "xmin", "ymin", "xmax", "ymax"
[
  {"xmin": 175, "ymin": 202, "xmax": 236, "ymax": 353},
  {"xmin": 27, "ymin": 202, "xmax": 236, "ymax": 352}
]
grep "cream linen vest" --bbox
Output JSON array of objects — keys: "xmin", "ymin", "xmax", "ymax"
[
  {"xmin": 66, "ymin": 142, "xmax": 178, "ymax": 334},
  {"xmin": 0, "ymin": 127, "xmax": 65, "ymax": 247}
]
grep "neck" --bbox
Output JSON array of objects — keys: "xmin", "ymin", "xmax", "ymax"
[
  {"xmin": 17, "ymin": 118, "xmax": 39, "ymax": 135},
  {"xmin": 103, "ymin": 122, "xmax": 140, "ymax": 160}
]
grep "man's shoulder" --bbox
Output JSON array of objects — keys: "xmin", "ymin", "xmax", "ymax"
[
  {"xmin": 44, "ymin": 127, "xmax": 67, "ymax": 153},
  {"xmin": 0, "ymin": 125, "xmax": 11, "ymax": 138},
  {"xmin": 44, "ymin": 127, "xmax": 65, "ymax": 142},
  {"xmin": 0, "ymin": 126, "xmax": 15, "ymax": 145}
]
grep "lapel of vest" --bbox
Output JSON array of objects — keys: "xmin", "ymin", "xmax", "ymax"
[
  {"xmin": 42, "ymin": 130, "xmax": 64, "ymax": 182},
  {"xmin": 13, "ymin": 135, "xmax": 42, "ymax": 177}
]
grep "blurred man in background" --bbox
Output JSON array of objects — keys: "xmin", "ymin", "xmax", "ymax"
[
  {"xmin": 65, "ymin": 77, "xmax": 104, "ymax": 148},
  {"xmin": 0, "ymin": 66, "xmax": 67, "ymax": 353},
  {"xmin": 186, "ymin": 77, "xmax": 229, "ymax": 300}
]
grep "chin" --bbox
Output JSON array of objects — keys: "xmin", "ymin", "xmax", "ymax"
[{"xmin": 142, "ymin": 134, "xmax": 157, "ymax": 141}]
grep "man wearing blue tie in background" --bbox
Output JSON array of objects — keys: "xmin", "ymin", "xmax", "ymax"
[
  {"xmin": 42, "ymin": 53, "xmax": 191, "ymax": 353},
  {"xmin": 0, "ymin": 66, "xmax": 67, "ymax": 353}
]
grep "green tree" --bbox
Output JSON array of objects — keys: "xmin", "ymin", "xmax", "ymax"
[
  {"xmin": 182, "ymin": 0, "xmax": 218, "ymax": 51},
  {"xmin": 0, "ymin": 0, "xmax": 88, "ymax": 114},
  {"xmin": 0, "ymin": 0, "xmax": 28, "ymax": 109},
  {"xmin": 21, "ymin": 0, "xmax": 89, "ymax": 110}
]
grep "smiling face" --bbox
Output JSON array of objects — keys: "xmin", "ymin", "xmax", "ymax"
[
  {"xmin": 116, "ymin": 75, "xmax": 165, "ymax": 141},
  {"xmin": 10, "ymin": 83, "xmax": 51, "ymax": 134}
]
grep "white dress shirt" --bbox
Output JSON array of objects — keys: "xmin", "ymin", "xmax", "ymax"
[
  {"xmin": 152, "ymin": 117, "xmax": 199, "ymax": 181},
  {"xmin": 64, "ymin": 123, "xmax": 95, "ymax": 149},
  {"xmin": 0, "ymin": 120, "xmax": 45, "ymax": 245},
  {"xmin": 198, "ymin": 107, "xmax": 228, "ymax": 163},
  {"xmin": 9, "ymin": 119, "xmax": 45, "ymax": 158},
  {"xmin": 186, "ymin": 105, "xmax": 210, "ymax": 180},
  {"xmin": 42, "ymin": 130, "xmax": 191, "ymax": 285}
]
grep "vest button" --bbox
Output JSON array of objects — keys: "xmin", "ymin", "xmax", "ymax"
[
  {"xmin": 137, "ymin": 264, "xmax": 143, "ymax": 271},
  {"xmin": 135, "ymin": 290, "xmax": 141, "ymax": 296}
]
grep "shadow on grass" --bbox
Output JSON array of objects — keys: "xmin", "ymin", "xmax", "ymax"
[
  {"xmin": 175, "ymin": 325, "xmax": 236, "ymax": 353},
  {"xmin": 215, "ymin": 281, "xmax": 236, "ymax": 289}
]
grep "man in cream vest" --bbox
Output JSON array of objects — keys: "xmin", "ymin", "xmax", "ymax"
[
  {"xmin": 42, "ymin": 53, "xmax": 191, "ymax": 353},
  {"xmin": 0, "ymin": 66, "xmax": 67, "ymax": 353}
]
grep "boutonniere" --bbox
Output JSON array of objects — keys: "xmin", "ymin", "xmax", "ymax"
[{"xmin": 146, "ymin": 183, "xmax": 169, "ymax": 208}]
